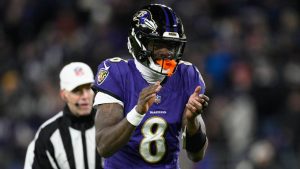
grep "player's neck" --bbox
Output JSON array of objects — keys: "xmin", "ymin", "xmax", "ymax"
[{"xmin": 134, "ymin": 59, "xmax": 165, "ymax": 84}]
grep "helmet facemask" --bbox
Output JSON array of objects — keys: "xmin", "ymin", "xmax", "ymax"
[
  {"xmin": 146, "ymin": 38, "xmax": 185, "ymax": 76},
  {"xmin": 128, "ymin": 30, "xmax": 186, "ymax": 76}
]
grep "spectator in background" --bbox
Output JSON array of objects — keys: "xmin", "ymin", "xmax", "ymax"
[{"xmin": 24, "ymin": 62, "xmax": 102, "ymax": 169}]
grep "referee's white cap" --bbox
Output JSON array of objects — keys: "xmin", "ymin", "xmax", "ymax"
[{"xmin": 59, "ymin": 62, "xmax": 94, "ymax": 91}]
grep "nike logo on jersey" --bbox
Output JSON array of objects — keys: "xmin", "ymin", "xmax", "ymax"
[{"xmin": 103, "ymin": 61, "xmax": 110, "ymax": 70}]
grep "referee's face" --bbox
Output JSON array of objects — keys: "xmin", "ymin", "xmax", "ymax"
[{"xmin": 62, "ymin": 83, "xmax": 95, "ymax": 116}]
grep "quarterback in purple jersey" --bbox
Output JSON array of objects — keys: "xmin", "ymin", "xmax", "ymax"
[{"xmin": 93, "ymin": 4, "xmax": 209, "ymax": 169}]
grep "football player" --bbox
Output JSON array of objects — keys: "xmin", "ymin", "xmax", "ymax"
[{"xmin": 93, "ymin": 4, "xmax": 209, "ymax": 168}]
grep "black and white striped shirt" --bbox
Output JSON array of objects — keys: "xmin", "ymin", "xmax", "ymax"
[{"xmin": 24, "ymin": 106, "xmax": 102, "ymax": 169}]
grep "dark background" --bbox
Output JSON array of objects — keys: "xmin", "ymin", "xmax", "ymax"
[{"xmin": 0, "ymin": 0, "xmax": 299, "ymax": 168}]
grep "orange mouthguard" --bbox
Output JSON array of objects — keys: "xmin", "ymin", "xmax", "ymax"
[{"xmin": 155, "ymin": 59, "xmax": 177, "ymax": 76}]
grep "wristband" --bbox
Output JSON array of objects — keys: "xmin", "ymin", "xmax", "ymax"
[
  {"xmin": 126, "ymin": 106, "xmax": 145, "ymax": 126},
  {"xmin": 185, "ymin": 128, "xmax": 207, "ymax": 153}
]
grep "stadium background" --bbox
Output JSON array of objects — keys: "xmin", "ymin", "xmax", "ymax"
[{"xmin": 0, "ymin": 0, "xmax": 299, "ymax": 168}]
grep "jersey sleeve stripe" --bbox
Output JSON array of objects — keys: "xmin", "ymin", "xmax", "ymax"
[
  {"xmin": 93, "ymin": 92, "xmax": 124, "ymax": 107},
  {"xmin": 95, "ymin": 88, "xmax": 123, "ymax": 103}
]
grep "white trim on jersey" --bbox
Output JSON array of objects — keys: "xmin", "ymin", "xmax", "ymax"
[
  {"xmin": 46, "ymin": 150, "xmax": 58, "ymax": 169},
  {"xmin": 34, "ymin": 112, "xmax": 64, "ymax": 140},
  {"xmin": 69, "ymin": 127, "xmax": 84, "ymax": 169},
  {"xmin": 24, "ymin": 141, "xmax": 35, "ymax": 169},
  {"xmin": 93, "ymin": 92, "xmax": 124, "ymax": 107},
  {"xmin": 86, "ymin": 127, "xmax": 96, "ymax": 169},
  {"xmin": 68, "ymin": 126, "xmax": 96, "ymax": 169},
  {"xmin": 50, "ymin": 130, "xmax": 70, "ymax": 169},
  {"xmin": 24, "ymin": 112, "xmax": 64, "ymax": 169}
]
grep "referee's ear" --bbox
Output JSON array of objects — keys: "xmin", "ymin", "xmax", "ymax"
[{"xmin": 60, "ymin": 90, "xmax": 67, "ymax": 102}]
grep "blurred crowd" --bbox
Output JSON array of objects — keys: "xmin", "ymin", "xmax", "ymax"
[{"xmin": 0, "ymin": 0, "xmax": 299, "ymax": 169}]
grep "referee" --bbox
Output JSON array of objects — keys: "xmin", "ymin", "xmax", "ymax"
[{"xmin": 24, "ymin": 62, "xmax": 102, "ymax": 169}]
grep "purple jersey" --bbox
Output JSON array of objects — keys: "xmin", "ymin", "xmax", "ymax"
[{"xmin": 94, "ymin": 58, "xmax": 205, "ymax": 169}]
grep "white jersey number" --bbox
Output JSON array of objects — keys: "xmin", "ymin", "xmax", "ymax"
[{"xmin": 139, "ymin": 117, "xmax": 167, "ymax": 163}]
